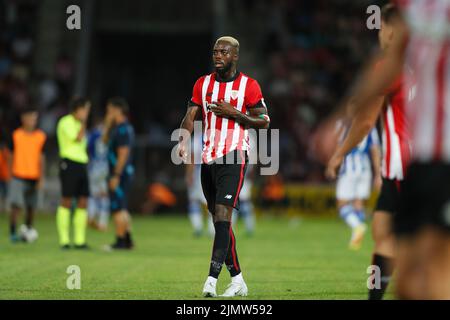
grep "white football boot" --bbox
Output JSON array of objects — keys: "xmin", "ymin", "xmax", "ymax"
[
  {"xmin": 202, "ymin": 276, "xmax": 218, "ymax": 297},
  {"xmin": 220, "ymin": 273, "xmax": 248, "ymax": 297}
]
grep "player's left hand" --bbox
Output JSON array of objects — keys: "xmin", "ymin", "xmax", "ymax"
[
  {"xmin": 325, "ymin": 152, "xmax": 343, "ymax": 180},
  {"xmin": 373, "ymin": 174, "xmax": 383, "ymax": 192},
  {"xmin": 210, "ymin": 99, "xmax": 238, "ymax": 118},
  {"xmin": 109, "ymin": 175, "xmax": 120, "ymax": 191}
]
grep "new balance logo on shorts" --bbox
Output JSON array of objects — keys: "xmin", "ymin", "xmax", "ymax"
[{"xmin": 224, "ymin": 195, "xmax": 233, "ymax": 199}]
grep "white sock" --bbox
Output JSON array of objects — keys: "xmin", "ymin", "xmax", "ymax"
[
  {"xmin": 244, "ymin": 211, "xmax": 255, "ymax": 233},
  {"xmin": 339, "ymin": 204, "xmax": 362, "ymax": 229},
  {"xmin": 207, "ymin": 276, "xmax": 217, "ymax": 286},
  {"xmin": 346, "ymin": 213, "xmax": 362, "ymax": 229},
  {"xmin": 232, "ymin": 272, "xmax": 244, "ymax": 283},
  {"xmin": 188, "ymin": 213, "xmax": 203, "ymax": 232}
]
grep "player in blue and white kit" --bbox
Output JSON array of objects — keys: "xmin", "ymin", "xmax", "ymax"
[
  {"xmin": 87, "ymin": 121, "xmax": 110, "ymax": 231},
  {"xmin": 336, "ymin": 123, "xmax": 382, "ymax": 250}
]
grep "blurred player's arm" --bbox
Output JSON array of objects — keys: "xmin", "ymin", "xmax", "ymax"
[
  {"xmin": 370, "ymin": 143, "xmax": 382, "ymax": 191},
  {"xmin": 325, "ymin": 97, "xmax": 384, "ymax": 179},
  {"xmin": 178, "ymin": 102, "xmax": 200, "ymax": 161},
  {"xmin": 109, "ymin": 145, "xmax": 129, "ymax": 191},
  {"xmin": 102, "ymin": 112, "xmax": 114, "ymax": 144},
  {"xmin": 75, "ymin": 120, "xmax": 87, "ymax": 142},
  {"xmin": 37, "ymin": 153, "xmax": 46, "ymax": 190},
  {"xmin": 351, "ymin": 14, "xmax": 408, "ymax": 114},
  {"xmin": 113, "ymin": 146, "xmax": 129, "ymax": 177}
]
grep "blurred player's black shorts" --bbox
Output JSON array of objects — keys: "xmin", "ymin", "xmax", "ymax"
[
  {"xmin": 396, "ymin": 162, "xmax": 450, "ymax": 236},
  {"xmin": 59, "ymin": 158, "xmax": 89, "ymax": 198},
  {"xmin": 109, "ymin": 173, "xmax": 132, "ymax": 213},
  {"xmin": 375, "ymin": 178, "xmax": 403, "ymax": 214},
  {"xmin": 201, "ymin": 150, "xmax": 248, "ymax": 215}
]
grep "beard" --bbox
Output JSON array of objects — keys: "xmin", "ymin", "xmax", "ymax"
[{"xmin": 215, "ymin": 62, "xmax": 233, "ymax": 78}]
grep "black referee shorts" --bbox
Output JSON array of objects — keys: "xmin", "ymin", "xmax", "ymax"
[
  {"xmin": 59, "ymin": 158, "xmax": 90, "ymax": 198},
  {"xmin": 201, "ymin": 150, "xmax": 248, "ymax": 215},
  {"xmin": 395, "ymin": 162, "xmax": 450, "ymax": 236},
  {"xmin": 375, "ymin": 178, "xmax": 403, "ymax": 215}
]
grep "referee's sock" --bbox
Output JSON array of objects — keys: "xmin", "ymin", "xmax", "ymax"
[
  {"xmin": 209, "ymin": 221, "xmax": 231, "ymax": 279},
  {"xmin": 225, "ymin": 227, "xmax": 241, "ymax": 277},
  {"xmin": 368, "ymin": 254, "xmax": 395, "ymax": 300},
  {"xmin": 56, "ymin": 206, "xmax": 71, "ymax": 246},
  {"xmin": 73, "ymin": 207, "xmax": 88, "ymax": 246}
]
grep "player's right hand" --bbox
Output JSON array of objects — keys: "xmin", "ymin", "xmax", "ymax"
[
  {"xmin": 325, "ymin": 152, "xmax": 343, "ymax": 180},
  {"xmin": 177, "ymin": 142, "xmax": 188, "ymax": 163}
]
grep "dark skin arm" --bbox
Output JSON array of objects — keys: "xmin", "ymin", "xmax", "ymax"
[
  {"xmin": 109, "ymin": 146, "xmax": 130, "ymax": 191},
  {"xmin": 177, "ymin": 106, "xmax": 200, "ymax": 161},
  {"xmin": 209, "ymin": 99, "xmax": 270, "ymax": 129},
  {"xmin": 325, "ymin": 96, "xmax": 385, "ymax": 179}
]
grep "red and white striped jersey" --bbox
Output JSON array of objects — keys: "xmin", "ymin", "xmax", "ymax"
[
  {"xmin": 381, "ymin": 76, "xmax": 413, "ymax": 180},
  {"xmin": 396, "ymin": 0, "xmax": 450, "ymax": 163},
  {"xmin": 190, "ymin": 72, "xmax": 265, "ymax": 164}
]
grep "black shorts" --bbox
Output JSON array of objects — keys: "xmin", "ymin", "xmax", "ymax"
[
  {"xmin": 59, "ymin": 158, "xmax": 90, "ymax": 198},
  {"xmin": 201, "ymin": 150, "xmax": 248, "ymax": 215},
  {"xmin": 109, "ymin": 174, "xmax": 132, "ymax": 213},
  {"xmin": 396, "ymin": 162, "xmax": 450, "ymax": 236},
  {"xmin": 375, "ymin": 178, "xmax": 403, "ymax": 214}
]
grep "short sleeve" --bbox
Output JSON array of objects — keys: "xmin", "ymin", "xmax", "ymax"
[
  {"xmin": 116, "ymin": 126, "xmax": 131, "ymax": 148},
  {"xmin": 245, "ymin": 79, "xmax": 264, "ymax": 108},
  {"xmin": 190, "ymin": 77, "xmax": 203, "ymax": 107},
  {"xmin": 58, "ymin": 117, "xmax": 78, "ymax": 142}
]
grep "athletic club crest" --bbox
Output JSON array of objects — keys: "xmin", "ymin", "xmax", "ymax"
[{"xmin": 230, "ymin": 90, "xmax": 239, "ymax": 100}]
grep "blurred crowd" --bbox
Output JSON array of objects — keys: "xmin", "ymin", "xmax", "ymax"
[
  {"xmin": 0, "ymin": 0, "xmax": 74, "ymax": 144},
  {"xmin": 257, "ymin": 0, "xmax": 378, "ymax": 182}
]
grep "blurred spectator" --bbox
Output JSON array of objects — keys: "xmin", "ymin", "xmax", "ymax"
[
  {"xmin": 142, "ymin": 182, "xmax": 177, "ymax": 214},
  {"xmin": 260, "ymin": 174, "xmax": 289, "ymax": 212}
]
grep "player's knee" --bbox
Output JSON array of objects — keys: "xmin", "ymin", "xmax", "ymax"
[
  {"xmin": 77, "ymin": 197, "xmax": 88, "ymax": 209},
  {"xmin": 61, "ymin": 198, "xmax": 72, "ymax": 208},
  {"xmin": 372, "ymin": 222, "xmax": 391, "ymax": 244},
  {"xmin": 214, "ymin": 204, "xmax": 232, "ymax": 222}
]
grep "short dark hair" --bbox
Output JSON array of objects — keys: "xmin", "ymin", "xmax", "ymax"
[
  {"xmin": 107, "ymin": 97, "xmax": 129, "ymax": 114},
  {"xmin": 20, "ymin": 106, "xmax": 38, "ymax": 116},
  {"xmin": 381, "ymin": 3, "xmax": 400, "ymax": 24},
  {"xmin": 69, "ymin": 96, "xmax": 90, "ymax": 112}
]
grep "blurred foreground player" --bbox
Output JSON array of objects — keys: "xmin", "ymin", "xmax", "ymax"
[
  {"xmin": 335, "ymin": 124, "xmax": 381, "ymax": 250},
  {"xmin": 56, "ymin": 98, "xmax": 91, "ymax": 249},
  {"xmin": 331, "ymin": 0, "xmax": 450, "ymax": 299},
  {"xmin": 103, "ymin": 98, "xmax": 135, "ymax": 250},
  {"xmin": 8, "ymin": 108, "xmax": 46, "ymax": 242},
  {"xmin": 326, "ymin": 4, "xmax": 413, "ymax": 299},
  {"xmin": 178, "ymin": 36, "xmax": 270, "ymax": 297}
]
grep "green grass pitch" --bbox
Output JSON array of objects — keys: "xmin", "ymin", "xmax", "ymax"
[{"xmin": 0, "ymin": 213, "xmax": 395, "ymax": 299}]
